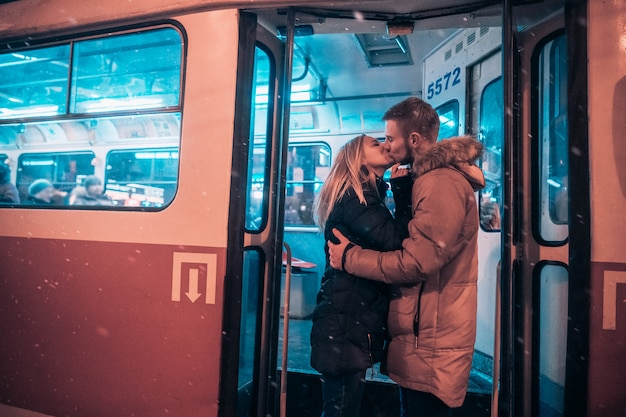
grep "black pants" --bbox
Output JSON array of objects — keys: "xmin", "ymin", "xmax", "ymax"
[
  {"xmin": 399, "ymin": 387, "xmax": 453, "ymax": 417},
  {"xmin": 320, "ymin": 370, "xmax": 366, "ymax": 417}
]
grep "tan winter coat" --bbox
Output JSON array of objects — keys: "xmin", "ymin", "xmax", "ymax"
[{"xmin": 344, "ymin": 136, "xmax": 485, "ymax": 407}]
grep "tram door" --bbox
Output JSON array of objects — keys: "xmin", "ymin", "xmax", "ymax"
[
  {"xmin": 502, "ymin": 6, "xmax": 570, "ymax": 417},
  {"xmin": 227, "ymin": 13, "xmax": 288, "ymax": 417}
]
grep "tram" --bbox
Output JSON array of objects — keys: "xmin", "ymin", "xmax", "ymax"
[{"xmin": 0, "ymin": 0, "xmax": 623, "ymax": 416}]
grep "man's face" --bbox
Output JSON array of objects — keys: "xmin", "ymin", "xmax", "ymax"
[
  {"xmin": 86, "ymin": 183, "xmax": 104, "ymax": 197},
  {"xmin": 383, "ymin": 119, "xmax": 413, "ymax": 165}
]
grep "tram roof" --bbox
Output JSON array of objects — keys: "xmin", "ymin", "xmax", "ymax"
[{"xmin": 0, "ymin": 0, "xmax": 504, "ymax": 39}]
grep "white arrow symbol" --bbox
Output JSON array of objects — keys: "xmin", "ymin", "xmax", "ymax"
[
  {"xmin": 172, "ymin": 252, "xmax": 217, "ymax": 304},
  {"xmin": 185, "ymin": 269, "xmax": 202, "ymax": 303}
]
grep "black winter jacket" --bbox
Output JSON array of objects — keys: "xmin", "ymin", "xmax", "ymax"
[{"xmin": 310, "ymin": 175, "xmax": 412, "ymax": 375}]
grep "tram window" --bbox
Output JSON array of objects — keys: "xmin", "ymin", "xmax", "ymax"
[
  {"xmin": 71, "ymin": 28, "xmax": 182, "ymax": 113},
  {"xmin": 436, "ymin": 100, "xmax": 460, "ymax": 140},
  {"xmin": 238, "ymin": 249, "xmax": 263, "ymax": 392},
  {"xmin": 246, "ymin": 46, "xmax": 273, "ymax": 232},
  {"xmin": 478, "ymin": 78, "xmax": 503, "ymax": 232},
  {"xmin": 538, "ymin": 35, "xmax": 568, "ymax": 242},
  {"xmin": 0, "ymin": 27, "xmax": 183, "ymax": 210},
  {"xmin": 247, "ymin": 145, "xmax": 268, "ymax": 231},
  {"xmin": 0, "ymin": 45, "xmax": 70, "ymax": 119},
  {"xmin": 247, "ymin": 46, "xmax": 329, "ymax": 231},
  {"xmin": 17, "ymin": 152, "xmax": 95, "ymax": 203},
  {"xmin": 106, "ymin": 149, "xmax": 178, "ymax": 207},
  {"xmin": 536, "ymin": 264, "xmax": 568, "ymax": 416},
  {"xmin": 285, "ymin": 143, "xmax": 331, "ymax": 227}
]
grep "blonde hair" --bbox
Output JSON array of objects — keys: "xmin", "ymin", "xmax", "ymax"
[{"xmin": 313, "ymin": 134, "xmax": 378, "ymax": 231}]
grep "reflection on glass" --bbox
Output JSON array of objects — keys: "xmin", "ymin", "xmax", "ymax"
[
  {"xmin": 246, "ymin": 47, "xmax": 272, "ymax": 231},
  {"xmin": 0, "ymin": 45, "xmax": 70, "ymax": 119},
  {"xmin": 106, "ymin": 147, "xmax": 179, "ymax": 207},
  {"xmin": 238, "ymin": 250, "xmax": 263, "ymax": 407},
  {"xmin": 0, "ymin": 27, "xmax": 184, "ymax": 211},
  {"xmin": 479, "ymin": 77, "xmax": 503, "ymax": 232},
  {"xmin": 71, "ymin": 28, "xmax": 182, "ymax": 113},
  {"xmin": 537, "ymin": 264, "xmax": 568, "ymax": 416},
  {"xmin": 539, "ymin": 35, "xmax": 568, "ymax": 242},
  {"xmin": 436, "ymin": 100, "xmax": 460, "ymax": 140}
]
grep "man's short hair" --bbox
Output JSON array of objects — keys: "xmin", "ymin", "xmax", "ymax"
[{"xmin": 383, "ymin": 97, "xmax": 440, "ymax": 141}]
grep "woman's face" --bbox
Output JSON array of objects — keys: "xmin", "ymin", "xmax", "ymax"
[{"xmin": 362, "ymin": 135, "xmax": 394, "ymax": 176}]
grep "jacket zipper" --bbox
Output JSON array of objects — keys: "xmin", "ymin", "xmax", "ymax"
[
  {"xmin": 414, "ymin": 283, "xmax": 425, "ymax": 349},
  {"xmin": 367, "ymin": 333, "xmax": 375, "ymax": 379}
]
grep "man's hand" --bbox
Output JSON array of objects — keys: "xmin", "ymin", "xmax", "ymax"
[{"xmin": 328, "ymin": 228, "xmax": 354, "ymax": 270}]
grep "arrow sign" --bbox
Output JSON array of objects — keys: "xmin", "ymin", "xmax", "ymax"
[
  {"xmin": 185, "ymin": 268, "xmax": 202, "ymax": 302},
  {"xmin": 172, "ymin": 252, "xmax": 217, "ymax": 304}
]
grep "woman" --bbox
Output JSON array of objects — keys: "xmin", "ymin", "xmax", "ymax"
[{"xmin": 310, "ymin": 134, "xmax": 413, "ymax": 417}]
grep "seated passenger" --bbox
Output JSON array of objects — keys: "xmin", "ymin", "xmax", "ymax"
[
  {"xmin": 26, "ymin": 179, "xmax": 66, "ymax": 205},
  {"xmin": 0, "ymin": 163, "xmax": 19, "ymax": 204},
  {"xmin": 71, "ymin": 175, "xmax": 113, "ymax": 206}
]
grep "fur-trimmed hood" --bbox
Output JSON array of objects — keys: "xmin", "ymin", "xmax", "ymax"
[{"xmin": 412, "ymin": 135, "xmax": 485, "ymax": 191}]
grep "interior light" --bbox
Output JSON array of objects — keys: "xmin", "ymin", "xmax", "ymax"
[
  {"xmin": 11, "ymin": 53, "xmax": 37, "ymax": 60},
  {"xmin": 135, "ymin": 152, "xmax": 179, "ymax": 159},
  {"xmin": 291, "ymin": 91, "xmax": 311, "ymax": 101},
  {"xmin": 0, "ymin": 105, "xmax": 60, "ymax": 117},
  {"xmin": 84, "ymin": 98, "xmax": 164, "ymax": 112},
  {"xmin": 23, "ymin": 160, "xmax": 55, "ymax": 166},
  {"xmin": 547, "ymin": 178, "xmax": 561, "ymax": 188},
  {"xmin": 255, "ymin": 85, "xmax": 269, "ymax": 105}
]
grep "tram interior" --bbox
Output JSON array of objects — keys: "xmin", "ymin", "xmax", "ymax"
[
  {"xmin": 248, "ymin": 4, "xmax": 567, "ymax": 416},
  {"xmin": 242, "ymin": 6, "xmax": 515, "ymax": 416}
]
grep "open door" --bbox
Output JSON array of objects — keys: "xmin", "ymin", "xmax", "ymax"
[
  {"xmin": 501, "ymin": 3, "xmax": 571, "ymax": 416},
  {"xmin": 220, "ymin": 12, "xmax": 288, "ymax": 417}
]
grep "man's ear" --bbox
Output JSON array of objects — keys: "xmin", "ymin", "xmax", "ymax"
[{"xmin": 408, "ymin": 132, "xmax": 421, "ymax": 148}]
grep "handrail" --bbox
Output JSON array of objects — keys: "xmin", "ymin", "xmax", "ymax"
[{"xmin": 280, "ymin": 241, "xmax": 292, "ymax": 417}]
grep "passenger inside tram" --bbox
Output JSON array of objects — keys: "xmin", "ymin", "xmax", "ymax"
[
  {"xmin": 70, "ymin": 175, "xmax": 114, "ymax": 206},
  {"xmin": 0, "ymin": 163, "xmax": 19, "ymax": 204},
  {"xmin": 25, "ymin": 178, "xmax": 66, "ymax": 205},
  {"xmin": 480, "ymin": 189, "xmax": 501, "ymax": 231}
]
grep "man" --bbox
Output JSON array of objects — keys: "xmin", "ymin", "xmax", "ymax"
[
  {"xmin": 328, "ymin": 97, "xmax": 485, "ymax": 417},
  {"xmin": 70, "ymin": 175, "xmax": 113, "ymax": 206}
]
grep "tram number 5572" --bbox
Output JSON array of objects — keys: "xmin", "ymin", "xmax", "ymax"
[{"xmin": 426, "ymin": 66, "xmax": 461, "ymax": 99}]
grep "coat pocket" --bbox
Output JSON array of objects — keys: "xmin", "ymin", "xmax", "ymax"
[{"xmin": 387, "ymin": 283, "xmax": 423, "ymax": 338}]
